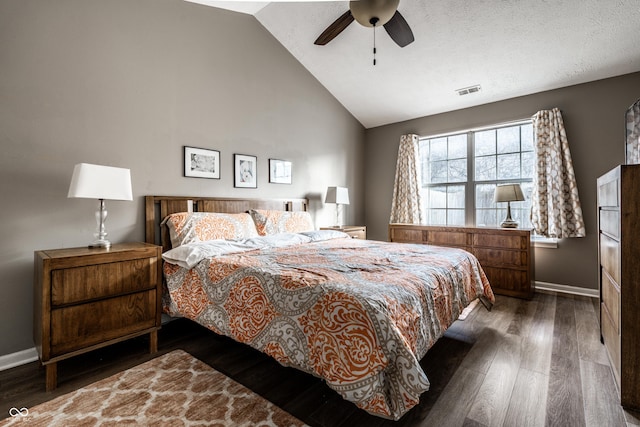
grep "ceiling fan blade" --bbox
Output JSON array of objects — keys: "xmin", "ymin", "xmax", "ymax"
[
  {"xmin": 383, "ymin": 11, "xmax": 414, "ymax": 47},
  {"xmin": 314, "ymin": 10, "xmax": 354, "ymax": 45}
]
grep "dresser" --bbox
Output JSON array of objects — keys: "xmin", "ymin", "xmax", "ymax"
[
  {"xmin": 597, "ymin": 164, "xmax": 640, "ymax": 410},
  {"xmin": 321, "ymin": 225, "xmax": 366, "ymax": 240},
  {"xmin": 34, "ymin": 242, "xmax": 162, "ymax": 391},
  {"xmin": 389, "ymin": 224, "xmax": 534, "ymax": 299}
]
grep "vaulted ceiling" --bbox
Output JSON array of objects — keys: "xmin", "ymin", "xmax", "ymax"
[{"xmin": 187, "ymin": 1, "xmax": 640, "ymax": 128}]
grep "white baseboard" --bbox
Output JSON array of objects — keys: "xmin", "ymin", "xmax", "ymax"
[
  {"xmin": 0, "ymin": 347, "xmax": 38, "ymax": 372},
  {"xmin": 535, "ymin": 281, "xmax": 599, "ymax": 298}
]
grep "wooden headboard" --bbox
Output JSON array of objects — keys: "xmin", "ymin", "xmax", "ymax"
[{"xmin": 145, "ymin": 195, "xmax": 309, "ymax": 252}]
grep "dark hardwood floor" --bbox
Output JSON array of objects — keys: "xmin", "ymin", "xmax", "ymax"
[{"xmin": 2, "ymin": 292, "xmax": 639, "ymax": 426}]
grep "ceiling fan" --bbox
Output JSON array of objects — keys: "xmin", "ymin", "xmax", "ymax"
[{"xmin": 314, "ymin": 0, "xmax": 414, "ymax": 48}]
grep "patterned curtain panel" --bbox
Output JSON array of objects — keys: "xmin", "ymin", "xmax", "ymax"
[
  {"xmin": 389, "ymin": 134, "xmax": 424, "ymax": 224},
  {"xmin": 626, "ymin": 99, "xmax": 640, "ymax": 164},
  {"xmin": 531, "ymin": 108, "xmax": 586, "ymax": 238}
]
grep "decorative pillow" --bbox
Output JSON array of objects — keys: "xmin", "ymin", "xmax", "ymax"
[
  {"xmin": 248, "ymin": 210, "xmax": 314, "ymax": 236},
  {"xmin": 164, "ymin": 212, "xmax": 259, "ymax": 247}
]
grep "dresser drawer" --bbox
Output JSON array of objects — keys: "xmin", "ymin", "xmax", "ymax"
[
  {"xmin": 601, "ymin": 300, "xmax": 621, "ymax": 381},
  {"xmin": 51, "ymin": 258, "xmax": 157, "ymax": 306},
  {"xmin": 473, "ymin": 248, "xmax": 527, "ymax": 268},
  {"xmin": 50, "ymin": 290, "xmax": 157, "ymax": 356},
  {"xmin": 599, "ymin": 209, "xmax": 619, "ymax": 238},
  {"xmin": 600, "ymin": 233, "xmax": 620, "ymax": 285},
  {"xmin": 427, "ymin": 230, "xmax": 468, "ymax": 246},
  {"xmin": 481, "ymin": 266, "xmax": 530, "ymax": 296},
  {"xmin": 598, "ymin": 178, "xmax": 619, "ymax": 207},
  {"xmin": 389, "ymin": 228, "xmax": 425, "ymax": 243},
  {"xmin": 473, "ymin": 233, "xmax": 526, "ymax": 250},
  {"xmin": 601, "ymin": 270, "xmax": 620, "ymax": 333}
]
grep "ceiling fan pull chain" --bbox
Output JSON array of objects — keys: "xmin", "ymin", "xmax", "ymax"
[
  {"xmin": 371, "ymin": 17, "xmax": 379, "ymax": 66},
  {"xmin": 373, "ymin": 29, "xmax": 376, "ymax": 65}
]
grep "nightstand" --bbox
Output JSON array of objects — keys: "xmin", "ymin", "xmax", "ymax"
[
  {"xmin": 34, "ymin": 242, "xmax": 162, "ymax": 391},
  {"xmin": 321, "ymin": 225, "xmax": 367, "ymax": 240}
]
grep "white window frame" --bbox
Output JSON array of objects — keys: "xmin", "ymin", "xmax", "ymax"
[{"xmin": 419, "ymin": 119, "xmax": 557, "ymax": 247}]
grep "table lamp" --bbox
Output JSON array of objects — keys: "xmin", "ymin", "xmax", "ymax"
[
  {"xmin": 68, "ymin": 163, "xmax": 133, "ymax": 248},
  {"xmin": 494, "ymin": 183, "xmax": 525, "ymax": 228},
  {"xmin": 325, "ymin": 186, "xmax": 349, "ymax": 227}
]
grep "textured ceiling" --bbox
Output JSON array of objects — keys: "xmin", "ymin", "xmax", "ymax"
[{"xmin": 188, "ymin": 1, "xmax": 640, "ymax": 129}]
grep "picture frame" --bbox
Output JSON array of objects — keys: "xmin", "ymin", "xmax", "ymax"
[
  {"xmin": 269, "ymin": 159, "xmax": 292, "ymax": 184},
  {"xmin": 184, "ymin": 146, "xmax": 220, "ymax": 179},
  {"xmin": 234, "ymin": 154, "xmax": 257, "ymax": 188}
]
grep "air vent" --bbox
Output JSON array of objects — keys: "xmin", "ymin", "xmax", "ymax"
[{"xmin": 456, "ymin": 85, "xmax": 481, "ymax": 96}]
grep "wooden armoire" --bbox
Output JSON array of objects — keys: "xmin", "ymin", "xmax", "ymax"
[{"xmin": 597, "ymin": 164, "xmax": 640, "ymax": 410}]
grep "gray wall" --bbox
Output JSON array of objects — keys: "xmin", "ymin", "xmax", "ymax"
[
  {"xmin": 0, "ymin": 0, "xmax": 365, "ymax": 356},
  {"xmin": 364, "ymin": 72, "xmax": 640, "ymax": 291}
]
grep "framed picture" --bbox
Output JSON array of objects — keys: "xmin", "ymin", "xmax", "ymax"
[
  {"xmin": 184, "ymin": 146, "xmax": 220, "ymax": 179},
  {"xmin": 234, "ymin": 154, "xmax": 257, "ymax": 188},
  {"xmin": 269, "ymin": 159, "xmax": 292, "ymax": 184}
]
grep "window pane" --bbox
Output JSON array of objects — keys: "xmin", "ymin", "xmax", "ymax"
[
  {"xmin": 448, "ymin": 209, "xmax": 465, "ymax": 226},
  {"xmin": 475, "ymin": 130, "xmax": 495, "ymax": 156},
  {"xmin": 476, "ymin": 209, "xmax": 497, "ymax": 227},
  {"xmin": 429, "ymin": 160, "xmax": 448, "ymax": 183},
  {"xmin": 512, "ymin": 207, "xmax": 531, "ymax": 228},
  {"xmin": 521, "ymin": 123, "xmax": 534, "ymax": 151},
  {"xmin": 475, "ymin": 184, "xmax": 496, "ymax": 208},
  {"xmin": 429, "ymin": 209, "xmax": 446, "ymax": 225},
  {"xmin": 497, "ymin": 126, "xmax": 520, "ymax": 154},
  {"xmin": 448, "ymin": 158, "xmax": 467, "ymax": 182},
  {"xmin": 475, "ymin": 156, "xmax": 496, "ymax": 181},
  {"xmin": 448, "ymin": 134, "xmax": 467, "ymax": 159},
  {"xmin": 447, "ymin": 185, "xmax": 465, "ymax": 208},
  {"xmin": 427, "ymin": 186, "xmax": 447, "ymax": 208},
  {"xmin": 522, "ymin": 151, "xmax": 534, "ymax": 178},
  {"xmin": 520, "ymin": 181, "xmax": 533, "ymax": 200},
  {"xmin": 430, "ymin": 138, "xmax": 447, "ymax": 161},
  {"xmin": 497, "ymin": 153, "xmax": 521, "ymax": 179}
]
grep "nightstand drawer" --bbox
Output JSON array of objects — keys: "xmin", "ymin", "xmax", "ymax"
[
  {"xmin": 321, "ymin": 226, "xmax": 366, "ymax": 240},
  {"xmin": 51, "ymin": 258, "xmax": 157, "ymax": 306},
  {"xmin": 345, "ymin": 229, "xmax": 366, "ymax": 239},
  {"xmin": 51, "ymin": 290, "xmax": 157, "ymax": 356}
]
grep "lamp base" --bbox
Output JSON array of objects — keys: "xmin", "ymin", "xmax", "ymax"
[
  {"xmin": 89, "ymin": 239, "xmax": 111, "ymax": 249},
  {"xmin": 500, "ymin": 219, "xmax": 519, "ymax": 228},
  {"xmin": 500, "ymin": 202, "xmax": 518, "ymax": 228},
  {"xmin": 90, "ymin": 199, "xmax": 111, "ymax": 249}
]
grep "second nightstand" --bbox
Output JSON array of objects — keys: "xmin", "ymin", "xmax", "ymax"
[
  {"xmin": 321, "ymin": 225, "xmax": 367, "ymax": 240},
  {"xmin": 34, "ymin": 242, "xmax": 162, "ymax": 391}
]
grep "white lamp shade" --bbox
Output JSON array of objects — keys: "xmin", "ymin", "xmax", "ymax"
[
  {"xmin": 68, "ymin": 163, "xmax": 133, "ymax": 201},
  {"xmin": 494, "ymin": 183, "xmax": 525, "ymax": 203},
  {"xmin": 325, "ymin": 186, "xmax": 350, "ymax": 205}
]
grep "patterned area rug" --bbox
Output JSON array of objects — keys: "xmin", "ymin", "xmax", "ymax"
[{"xmin": 2, "ymin": 350, "xmax": 307, "ymax": 426}]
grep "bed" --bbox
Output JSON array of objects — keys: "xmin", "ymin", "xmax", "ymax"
[{"xmin": 145, "ymin": 195, "xmax": 495, "ymax": 420}]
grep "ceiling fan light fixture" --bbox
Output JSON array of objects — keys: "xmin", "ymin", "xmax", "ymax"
[{"xmin": 350, "ymin": 0, "xmax": 399, "ymax": 28}]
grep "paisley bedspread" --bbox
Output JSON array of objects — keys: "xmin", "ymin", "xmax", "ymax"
[{"xmin": 163, "ymin": 235, "xmax": 494, "ymax": 420}]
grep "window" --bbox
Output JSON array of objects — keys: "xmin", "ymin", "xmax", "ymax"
[{"xmin": 420, "ymin": 121, "xmax": 534, "ymax": 228}]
